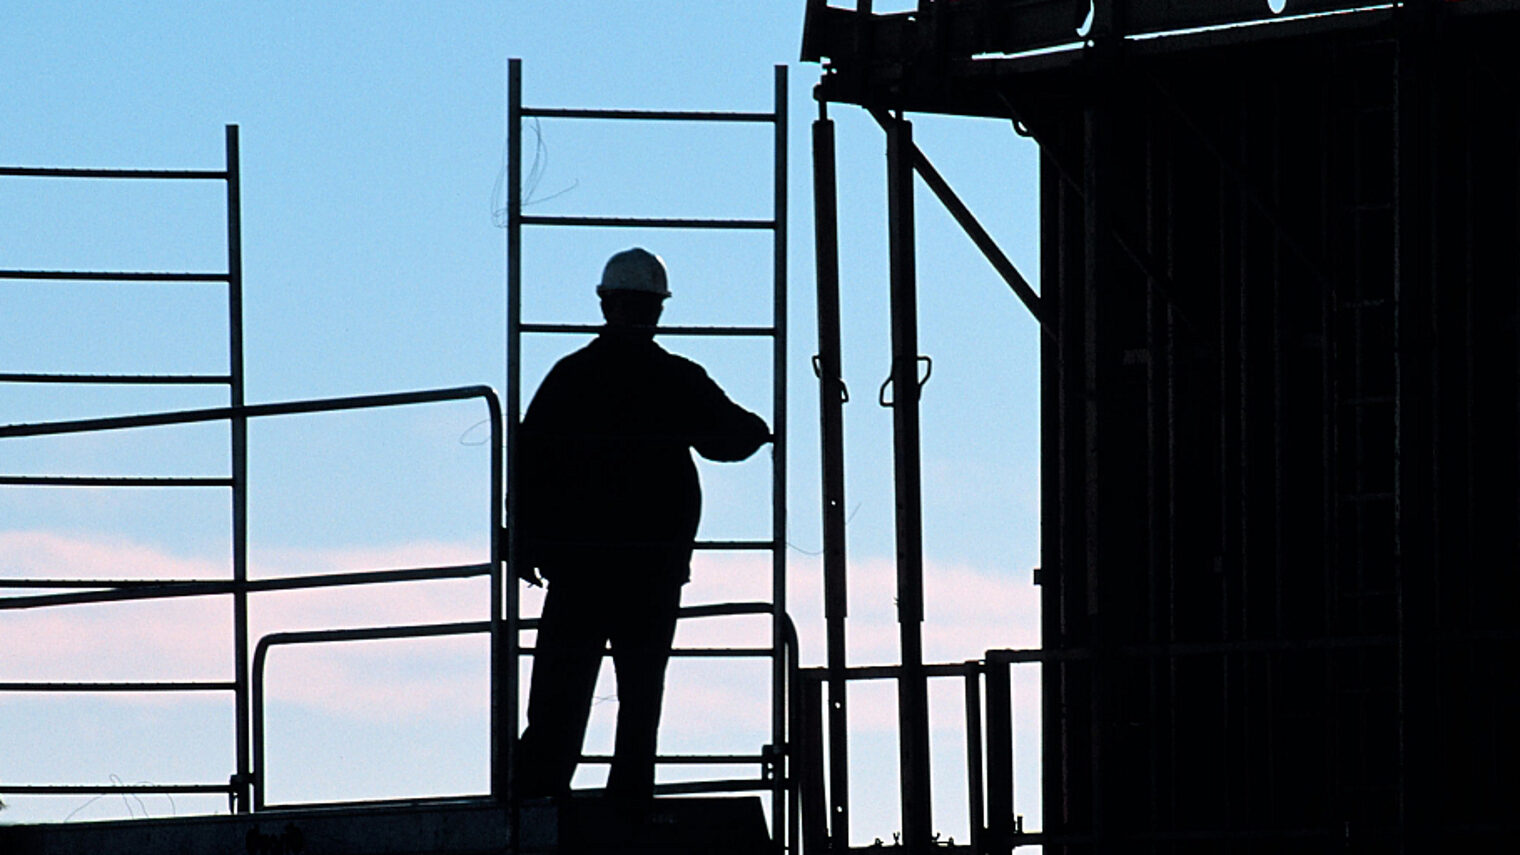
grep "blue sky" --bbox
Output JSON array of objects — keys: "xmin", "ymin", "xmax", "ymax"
[{"xmin": 1, "ymin": 2, "xmax": 1044, "ymax": 844}]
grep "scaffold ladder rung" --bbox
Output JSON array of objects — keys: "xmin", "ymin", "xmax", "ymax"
[
  {"xmin": 519, "ymin": 322, "xmax": 774, "ymax": 338},
  {"xmin": 522, "ymin": 107, "xmax": 775, "ymax": 123},
  {"xmin": 0, "ymin": 475, "xmax": 233, "ymax": 487},
  {"xmin": 520, "ymin": 214, "xmax": 774, "ymax": 230},
  {"xmin": 0, "ymin": 372, "xmax": 233, "ymax": 385},
  {"xmin": 0, "ymin": 269, "xmax": 231, "ymax": 282}
]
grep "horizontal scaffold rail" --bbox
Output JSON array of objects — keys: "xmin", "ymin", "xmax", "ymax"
[
  {"xmin": 519, "ymin": 214, "xmax": 774, "ymax": 230},
  {"xmin": 0, "ymin": 384, "xmax": 500, "ymax": 440},
  {"xmin": 521, "ymin": 107, "xmax": 775, "ymax": 123},
  {"xmin": 655, "ymin": 779, "xmax": 778, "ymax": 796},
  {"xmin": 0, "ymin": 269, "xmax": 231, "ymax": 282},
  {"xmin": 694, "ymin": 538, "xmax": 776, "ymax": 550},
  {"xmin": 248, "ymin": 601, "xmax": 800, "ymax": 810},
  {"xmin": 0, "ymin": 475, "xmax": 234, "ymax": 488},
  {"xmin": 0, "ymin": 783, "xmax": 232, "ymax": 795},
  {"xmin": 0, "ymin": 372, "xmax": 233, "ymax": 385},
  {"xmin": 0, "ymin": 681, "xmax": 237, "ymax": 693},
  {"xmin": 580, "ymin": 752, "xmax": 767, "ymax": 765},
  {"xmin": 0, "ymin": 166, "xmax": 226, "ymax": 180},
  {"xmin": 0, "ymin": 563, "xmax": 491, "ymax": 611},
  {"xmin": 519, "ymin": 322, "xmax": 774, "ymax": 337}
]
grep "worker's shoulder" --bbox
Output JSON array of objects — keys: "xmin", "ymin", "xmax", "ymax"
[
  {"xmin": 650, "ymin": 342, "xmax": 703, "ymax": 369},
  {"xmin": 553, "ymin": 337, "xmax": 712, "ymax": 383},
  {"xmin": 542, "ymin": 339, "xmax": 606, "ymax": 377},
  {"xmin": 651, "ymin": 344, "xmax": 719, "ymax": 383}
]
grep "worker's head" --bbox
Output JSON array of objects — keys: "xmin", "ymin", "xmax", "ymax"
[{"xmin": 597, "ymin": 248, "xmax": 668, "ymax": 336}]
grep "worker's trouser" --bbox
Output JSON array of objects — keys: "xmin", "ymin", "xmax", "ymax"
[{"xmin": 515, "ymin": 572, "xmax": 683, "ymax": 802}]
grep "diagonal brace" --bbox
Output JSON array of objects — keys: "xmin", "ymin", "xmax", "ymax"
[{"xmin": 869, "ymin": 108, "xmax": 1049, "ymax": 339}]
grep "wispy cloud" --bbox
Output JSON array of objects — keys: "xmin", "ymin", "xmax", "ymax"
[
  {"xmin": 1, "ymin": 532, "xmax": 489, "ymax": 712},
  {"xmin": 3, "ymin": 531, "xmax": 1038, "ymax": 728},
  {"xmin": 0, "ymin": 530, "xmax": 222, "ymax": 580}
]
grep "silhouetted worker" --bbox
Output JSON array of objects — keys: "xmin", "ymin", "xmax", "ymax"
[{"xmin": 514, "ymin": 247, "xmax": 771, "ymax": 806}]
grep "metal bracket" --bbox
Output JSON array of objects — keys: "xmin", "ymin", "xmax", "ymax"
[
  {"xmin": 228, "ymin": 771, "xmax": 252, "ymax": 814},
  {"xmin": 878, "ymin": 356, "xmax": 933, "ymax": 408},
  {"xmin": 811, "ymin": 354, "xmax": 850, "ymax": 403}
]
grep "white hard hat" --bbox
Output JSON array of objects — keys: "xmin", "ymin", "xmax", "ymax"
[{"xmin": 597, "ymin": 247, "xmax": 670, "ymax": 298}]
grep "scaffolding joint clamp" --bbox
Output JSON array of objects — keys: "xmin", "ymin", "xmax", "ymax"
[
  {"xmin": 878, "ymin": 355, "xmax": 932, "ymax": 407},
  {"xmin": 811, "ymin": 354, "xmax": 849, "ymax": 403}
]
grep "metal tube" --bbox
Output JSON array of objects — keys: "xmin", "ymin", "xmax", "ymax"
[
  {"xmin": 772, "ymin": 62, "xmax": 792, "ymax": 855},
  {"xmin": 885, "ymin": 113, "xmax": 933, "ymax": 855},
  {"xmin": 1, "ymin": 562, "xmax": 492, "ymax": 612},
  {"xmin": 519, "ymin": 214, "xmax": 774, "ymax": 230},
  {"xmin": 517, "ymin": 322, "xmax": 774, "ymax": 337},
  {"xmin": 503, "ymin": 56, "xmax": 524, "ymax": 807},
  {"xmin": 0, "ymin": 269, "xmax": 229, "ymax": 281},
  {"xmin": 800, "ymin": 675, "xmax": 829, "ymax": 854},
  {"xmin": 651, "ymin": 779, "xmax": 779, "ymax": 796},
  {"xmin": 0, "ymin": 385, "xmax": 501, "ymax": 440},
  {"xmin": 788, "ymin": 619, "xmax": 802, "ymax": 855},
  {"xmin": 490, "ymin": 385, "xmax": 506, "ymax": 813},
  {"xmin": 581, "ymin": 753, "xmax": 772, "ymax": 765},
  {"xmin": 962, "ymin": 664, "xmax": 984, "ymax": 855},
  {"xmin": 813, "ymin": 105, "xmax": 852, "ymax": 852},
  {"xmin": 0, "ymin": 476, "xmax": 233, "ymax": 487},
  {"xmin": 984, "ymin": 656, "xmax": 1014, "ymax": 855},
  {"xmin": 691, "ymin": 539, "xmax": 779, "ymax": 551},
  {"xmin": 909, "ymin": 147, "xmax": 1045, "ymax": 335},
  {"xmin": 0, "ymin": 784, "xmax": 232, "ymax": 796},
  {"xmin": 0, "ymin": 372, "xmax": 232, "ymax": 385},
  {"xmin": 0, "ymin": 166, "xmax": 225, "ymax": 179},
  {"xmin": 0, "ymin": 681, "xmax": 236, "ymax": 692},
  {"xmin": 520, "ymin": 107, "xmax": 774, "ymax": 123},
  {"xmin": 252, "ymin": 620, "xmax": 492, "ymax": 809},
  {"xmin": 225, "ymin": 123, "xmax": 251, "ymax": 816},
  {"xmin": 868, "ymin": 108, "xmax": 1044, "ymax": 337},
  {"xmin": 516, "ymin": 646, "xmax": 777, "ymax": 659}
]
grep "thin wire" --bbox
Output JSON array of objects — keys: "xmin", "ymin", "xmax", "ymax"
[
  {"xmin": 61, "ymin": 774, "xmax": 164, "ymax": 822},
  {"xmin": 492, "ymin": 118, "xmax": 578, "ymax": 229},
  {"xmin": 458, "ymin": 417, "xmax": 493, "ymax": 447},
  {"xmin": 63, "ymin": 793, "xmax": 105, "ymax": 822},
  {"xmin": 785, "ymin": 501, "xmax": 863, "ymax": 556},
  {"xmin": 119, "ymin": 775, "xmax": 147, "ymax": 818}
]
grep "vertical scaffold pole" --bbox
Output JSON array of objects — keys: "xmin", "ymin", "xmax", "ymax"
[
  {"xmin": 985, "ymin": 654, "xmax": 1015, "ymax": 855},
  {"xmin": 885, "ymin": 113, "xmax": 933, "ymax": 854},
  {"xmin": 772, "ymin": 62, "xmax": 793, "ymax": 855},
  {"xmin": 501, "ymin": 57, "xmax": 524, "ymax": 805},
  {"xmin": 812, "ymin": 100, "xmax": 851, "ymax": 850},
  {"xmin": 225, "ymin": 124, "xmax": 251, "ymax": 815}
]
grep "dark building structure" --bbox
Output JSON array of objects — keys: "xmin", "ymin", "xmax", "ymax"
[{"xmin": 805, "ymin": 1, "xmax": 1519, "ymax": 851}]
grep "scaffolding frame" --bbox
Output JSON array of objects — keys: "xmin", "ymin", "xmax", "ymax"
[
  {"xmin": 0, "ymin": 129, "xmax": 256, "ymax": 811},
  {"xmin": 0, "ymin": 132, "xmax": 509, "ymax": 818},
  {"xmin": 503, "ymin": 59, "xmax": 796, "ymax": 850}
]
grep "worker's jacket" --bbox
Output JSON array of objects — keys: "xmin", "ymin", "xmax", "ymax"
[{"xmin": 518, "ymin": 331, "xmax": 771, "ymax": 584}]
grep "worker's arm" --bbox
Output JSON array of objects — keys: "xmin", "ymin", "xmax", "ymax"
[{"xmin": 684, "ymin": 364, "xmax": 772, "ymax": 461}]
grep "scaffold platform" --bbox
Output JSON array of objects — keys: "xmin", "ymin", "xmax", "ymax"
[{"xmin": 0, "ymin": 796, "xmax": 771, "ymax": 855}]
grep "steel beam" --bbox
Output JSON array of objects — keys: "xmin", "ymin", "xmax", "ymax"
[
  {"xmin": 812, "ymin": 105, "xmax": 852, "ymax": 852},
  {"xmin": 884, "ymin": 113, "xmax": 933, "ymax": 855},
  {"xmin": 503, "ymin": 56, "xmax": 523, "ymax": 807},
  {"xmin": 224, "ymin": 124, "xmax": 251, "ymax": 816},
  {"xmin": 868, "ymin": 109, "xmax": 1045, "ymax": 336}
]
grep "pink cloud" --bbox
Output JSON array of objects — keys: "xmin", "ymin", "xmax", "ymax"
[
  {"xmin": 0, "ymin": 530, "xmax": 223, "ymax": 580},
  {"xmin": 3, "ymin": 531, "xmax": 1041, "ymax": 733},
  {"xmin": 1, "ymin": 531, "xmax": 490, "ymax": 717}
]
